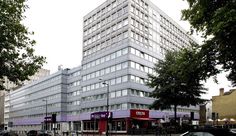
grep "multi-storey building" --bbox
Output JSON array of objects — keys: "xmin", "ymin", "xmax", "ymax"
[
  {"xmin": 3, "ymin": 69, "xmax": 50, "ymax": 131},
  {"xmin": 7, "ymin": 0, "xmax": 199, "ymax": 134}
]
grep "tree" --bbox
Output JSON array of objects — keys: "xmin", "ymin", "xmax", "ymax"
[
  {"xmin": 0, "ymin": 0, "xmax": 46, "ymax": 90},
  {"xmin": 146, "ymin": 47, "xmax": 207, "ymax": 124},
  {"xmin": 182, "ymin": 0, "xmax": 236, "ymax": 86}
]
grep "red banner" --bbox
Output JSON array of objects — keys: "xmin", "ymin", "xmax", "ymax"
[{"xmin": 130, "ymin": 109, "xmax": 149, "ymax": 118}]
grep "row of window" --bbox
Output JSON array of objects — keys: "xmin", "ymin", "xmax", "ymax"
[
  {"xmin": 67, "ymin": 90, "xmax": 80, "ymax": 97},
  {"xmin": 68, "ymin": 81, "xmax": 80, "ymax": 88},
  {"xmin": 69, "ymin": 71, "xmax": 81, "ymax": 77},
  {"xmin": 82, "ymin": 61, "xmax": 128, "ymax": 81},
  {"xmin": 160, "ymin": 36, "xmax": 180, "ymax": 52},
  {"xmin": 131, "ymin": 4, "xmax": 148, "ymax": 21},
  {"xmin": 68, "ymin": 100, "xmax": 80, "ymax": 106},
  {"xmin": 81, "ymin": 89, "xmax": 128, "ymax": 102},
  {"xmin": 84, "ymin": 17, "xmax": 128, "ymax": 45},
  {"xmin": 81, "ymin": 103, "xmax": 128, "ymax": 113},
  {"xmin": 130, "ymin": 61, "xmax": 153, "ymax": 74},
  {"xmin": 11, "ymin": 85, "xmax": 61, "ymax": 104},
  {"xmin": 83, "ymin": 30, "xmax": 128, "ymax": 57},
  {"xmin": 130, "ymin": 103, "xmax": 149, "ymax": 109},
  {"xmin": 84, "ymin": 120, "xmax": 126, "ymax": 131},
  {"xmin": 84, "ymin": 0, "xmax": 127, "ymax": 26},
  {"xmin": 11, "ymin": 93, "xmax": 61, "ymax": 113},
  {"xmin": 10, "ymin": 75, "xmax": 60, "ymax": 99},
  {"xmin": 82, "ymin": 75, "xmax": 128, "ymax": 92},
  {"xmin": 148, "ymin": 6, "xmax": 161, "ymax": 22},
  {"xmin": 160, "ymin": 16, "xmax": 191, "ymax": 42},
  {"xmin": 11, "ymin": 112, "xmax": 61, "ymax": 120},
  {"xmin": 11, "ymin": 103, "xmax": 61, "ymax": 118},
  {"xmin": 130, "ymin": 47, "xmax": 158, "ymax": 64},
  {"xmin": 160, "ymin": 26, "xmax": 189, "ymax": 48},
  {"xmin": 130, "ymin": 89, "xmax": 150, "ymax": 98},
  {"xmin": 83, "ymin": 47, "xmax": 128, "ymax": 70}
]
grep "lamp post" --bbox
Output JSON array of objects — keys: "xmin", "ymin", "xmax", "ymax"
[
  {"xmin": 43, "ymin": 99, "xmax": 48, "ymax": 131},
  {"xmin": 100, "ymin": 79, "xmax": 109, "ymax": 136}
]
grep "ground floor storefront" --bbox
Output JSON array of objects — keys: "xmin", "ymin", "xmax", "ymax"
[
  {"xmin": 9, "ymin": 109, "xmax": 198, "ymax": 135},
  {"xmin": 82, "ymin": 109, "xmax": 192, "ymax": 135}
]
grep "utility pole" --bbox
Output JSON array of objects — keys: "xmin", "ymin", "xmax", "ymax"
[{"xmin": 100, "ymin": 79, "xmax": 109, "ymax": 136}]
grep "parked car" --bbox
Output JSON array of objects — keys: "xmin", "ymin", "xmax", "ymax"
[
  {"xmin": 180, "ymin": 128, "xmax": 236, "ymax": 136},
  {"xmin": 27, "ymin": 130, "xmax": 38, "ymax": 136},
  {"xmin": 0, "ymin": 131, "xmax": 18, "ymax": 136}
]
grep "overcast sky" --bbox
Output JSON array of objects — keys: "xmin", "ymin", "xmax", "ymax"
[{"xmin": 24, "ymin": 0, "xmax": 233, "ymax": 99}]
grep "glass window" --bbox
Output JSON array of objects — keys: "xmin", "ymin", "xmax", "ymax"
[
  {"xmin": 95, "ymin": 83, "xmax": 100, "ymax": 89},
  {"xmin": 101, "ymin": 57, "xmax": 105, "ymax": 63},
  {"xmin": 122, "ymin": 76, "xmax": 128, "ymax": 82},
  {"xmin": 83, "ymin": 76, "xmax": 86, "ymax": 81},
  {"xmin": 131, "ymin": 61, "xmax": 135, "ymax": 68},
  {"xmin": 96, "ymin": 59, "xmax": 100, "ymax": 65},
  {"xmin": 111, "ymin": 79, "xmax": 116, "ymax": 85},
  {"xmin": 111, "ymin": 53, "xmax": 116, "ymax": 59},
  {"xmin": 122, "ymin": 62, "xmax": 128, "ymax": 69},
  {"xmin": 122, "ymin": 89, "xmax": 128, "ymax": 96},
  {"xmin": 116, "ymin": 64, "xmax": 121, "ymax": 70},
  {"xmin": 116, "ymin": 50, "xmax": 122, "ymax": 57},
  {"xmin": 91, "ymin": 84, "xmax": 95, "ymax": 90},
  {"xmin": 111, "ymin": 65, "xmax": 116, "ymax": 72},
  {"xmin": 122, "ymin": 48, "xmax": 128, "ymax": 55},
  {"xmin": 105, "ymin": 67, "xmax": 110, "ymax": 74},
  {"xmin": 101, "ymin": 69, "xmax": 105, "ymax": 75},
  {"xmin": 91, "ymin": 73, "xmax": 95, "ymax": 78},
  {"xmin": 111, "ymin": 92, "xmax": 116, "ymax": 98},
  {"xmin": 135, "ymin": 63, "xmax": 140, "ymax": 70},
  {"xmin": 96, "ymin": 71, "xmax": 100, "ymax": 77},
  {"xmin": 106, "ymin": 55, "xmax": 110, "ymax": 61},
  {"xmin": 136, "ymin": 76, "xmax": 140, "ymax": 83},
  {"xmin": 131, "ymin": 75, "xmax": 135, "ymax": 82},
  {"xmin": 87, "ymin": 86, "xmax": 91, "ymax": 91},
  {"xmin": 116, "ymin": 77, "xmax": 122, "ymax": 84},
  {"xmin": 122, "ymin": 103, "xmax": 127, "ymax": 110},
  {"xmin": 87, "ymin": 74, "xmax": 91, "ymax": 80},
  {"xmin": 123, "ymin": 18, "xmax": 128, "ymax": 26},
  {"xmin": 140, "ymin": 91, "xmax": 144, "ymax": 97},
  {"xmin": 130, "ymin": 47, "xmax": 135, "ymax": 54},
  {"xmin": 116, "ymin": 91, "xmax": 121, "ymax": 97},
  {"xmin": 83, "ymin": 87, "xmax": 86, "ymax": 92},
  {"xmin": 140, "ymin": 65, "xmax": 144, "ymax": 71},
  {"xmin": 140, "ymin": 78, "xmax": 144, "ymax": 84}
]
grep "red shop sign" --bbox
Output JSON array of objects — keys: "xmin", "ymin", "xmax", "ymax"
[{"xmin": 130, "ymin": 109, "xmax": 149, "ymax": 118}]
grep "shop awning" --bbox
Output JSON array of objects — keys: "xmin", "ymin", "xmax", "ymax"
[{"xmin": 132, "ymin": 117, "xmax": 156, "ymax": 121}]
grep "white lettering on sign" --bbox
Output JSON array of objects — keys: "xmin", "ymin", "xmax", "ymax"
[{"xmin": 136, "ymin": 111, "xmax": 145, "ymax": 116}]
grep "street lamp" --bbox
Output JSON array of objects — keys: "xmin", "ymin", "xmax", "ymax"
[
  {"xmin": 43, "ymin": 99, "xmax": 48, "ymax": 131},
  {"xmin": 100, "ymin": 79, "xmax": 109, "ymax": 136}
]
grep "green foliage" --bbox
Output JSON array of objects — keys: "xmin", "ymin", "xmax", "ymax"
[
  {"xmin": 146, "ymin": 46, "xmax": 207, "ymax": 111},
  {"xmin": 182, "ymin": 0, "xmax": 236, "ymax": 86},
  {"xmin": 0, "ymin": 0, "xmax": 46, "ymax": 90}
]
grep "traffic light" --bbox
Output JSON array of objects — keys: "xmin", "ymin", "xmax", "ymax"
[{"xmin": 52, "ymin": 114, "xmax": 57, "ymax": 123}]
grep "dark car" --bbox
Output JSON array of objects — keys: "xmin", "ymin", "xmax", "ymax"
[
  {"xmin": 181, "ymin": 128, "xmax": 236, "ymax": 136},
  {"xmin": 27, "ymin": 130, "xmax": 38, "ymax": 136},
  {"xmin": 0, "ymin": 131, "xmax": 18, "ymax": 136}
]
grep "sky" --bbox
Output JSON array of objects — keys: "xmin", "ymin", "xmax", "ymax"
[{"xmin": 23, "ymin": 0, "xmax": 233, "ymax": 99}]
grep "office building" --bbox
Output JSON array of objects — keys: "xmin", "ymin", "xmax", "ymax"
[
  {"xmin": 6, "ymin": 0, "xmax": 199, "ymax": 134},
  {"xmin": 3, "ymin": 69, "xmax": 50, "ymax": 131}
]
